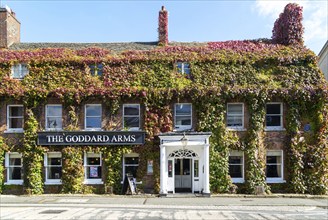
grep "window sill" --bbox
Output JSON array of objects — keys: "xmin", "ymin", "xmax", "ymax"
[
  {"xmin": 232, "ymin": 178, "xmax": 245, "ymax": 183},
  {"xmin": 44, "ymin": 181, "xmax": 62, "ymax": 185},
  {"xmin": 173, "ymin": 127, "xmax": 192, "ymax": 132},
  {"xmin": 227, "ymin": 127, "xmax": 246, "ymax": 131},
  {"xmin": 120, "ymin": 181, "xmax": 143, "ymax": 184},
  {"xmin": 264, "ymin": 128, "xmax": 286, "ymax": 132},
  {"xmin": 84, "ymin": 180, "xmax": 103, "ymax": 185},
  {"xmin": 266, "ymin": 179, "xmax": 286, "ymax": 183},
  {"xmin": 5, "ymin": 181, "xmax": 23, "ymax": 185},
  {"xmin": 45, "ymin": 129, "xmax": 63, "ymax": 131},
  {"xmin": 83, "ymin": 129, "xmax": 103, "ymax": 131},
  {"xmin": 4, "ymin": 130, "xmax": 24, "ymax": 134}
]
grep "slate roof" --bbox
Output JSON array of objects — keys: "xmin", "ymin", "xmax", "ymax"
[{"xmin": 8, "ymin": 42, "xmax": 208, "ymax": 52}]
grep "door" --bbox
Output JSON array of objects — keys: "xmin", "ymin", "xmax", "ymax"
[{"xmin": 174, "ymin": 158, "xmax": 192, "ymax": 192}]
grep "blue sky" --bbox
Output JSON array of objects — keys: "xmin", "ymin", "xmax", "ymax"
[{"xmin": 1, "ymin": 0, "xmax": 327, "ymax": 54}]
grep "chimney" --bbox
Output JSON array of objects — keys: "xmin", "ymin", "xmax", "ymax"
[
  {"xmin": 0, "ymin": 6, "xmax": 20, "ymax": 48},
  {"xmin": 158, "ymin": 6, "xmax": 168, "ymax": 46}
]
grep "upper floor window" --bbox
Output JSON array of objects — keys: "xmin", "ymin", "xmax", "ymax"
[
  {"xmin": 176, "ymin": 62, "xmax": 190, "ymax": 75},
  {"xmin": 7, "ymin": 105, "xmax": 24, "ymax": 132},
  {"xmin": 46, "ymin": 105, "xmax": 62, "ymax": 130},
  {"xmin": 265, "ymin": 103, "xmax": 283, "ymax": 129},
  {"xmin": 229, "ymin": 150, "xmax": 244, "ymax": 183},
  {"xmin": 89, "ymin": 63, "xmax": 103, "ymax": 76},
  {"xmin": 84, "ymin": 152, "xmax": 103, "ymax": 184},
  {"xmin": 123, "ymin": 104, "xmax": 140, "ymax": 131},
  {"xmin": 5, "ymin": 152, "xmax": 23, "ymax": 185},
  {"xmin": 44, "ymin": 152, "xmax": 62, "ymax": 185},
  {"xmin": 227, "ymin": 103, "xmax": 244, "ymax": 129},
  {"xmin": 174, "ymin": 103, "xmax": 192, "ymax": 131},
  {"xmin": 85, "ymin": 104, "xmax": 102, "ymax": 130},
  {"xmin": 266, "ymin": 150, "xmax": 284, "ymax": 183},
  {"xmin": 11, "ymin": 63, "xmax": 28, "ymax": 79}
]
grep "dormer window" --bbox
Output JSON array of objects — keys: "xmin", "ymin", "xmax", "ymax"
[
  {"xmin": 176, "ymin": 62, "xmax": 190, "ymax": 75},
  {"xmin": 11, "ymin": 63, "xmax": 28, "ymax": 79},
  {"xmin": 89, "ymin": 63, "xmax": 103, "ymax": 76}
]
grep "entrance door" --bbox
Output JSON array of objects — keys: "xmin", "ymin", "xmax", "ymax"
[{"xmin": 174, "ymin": 158, "xmax": 192, "ymax": 192}]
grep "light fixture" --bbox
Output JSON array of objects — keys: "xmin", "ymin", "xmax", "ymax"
[{"xmin": 180, "ymin": 132, "xmax": 188, "ymax": 150}]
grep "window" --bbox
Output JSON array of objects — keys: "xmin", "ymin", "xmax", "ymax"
[
  {"xmin": 85, "ymin": 104, "xmax": 102, "ymax": 130},
  {"xmin": 46, "ymin": 105, "xmax": 62, "ymax": 130},
  {"xmin": 229, "ymin": 151, "xmax": 244, "ymax": 183},
  {"xmin": 44, "ymin": 152, "xmax": 62, "ymax": 184},
  {"xmin": 5, "ymin": 152, "xmax": 23, "ymax": 185},
  {"xmin": 123, "ymin": 154, "xmax": 139, "ymax": 180},
  {"xmin": 266, "ymin": 150, "xmax": 284, "ymax": 182},
  {"xmin": 11, "ymin": 63, "xmax": 28, "ymax": 79},
  {"xmin": 176, "ymin": 62, "xmax": 190, "ymax": 75},
  {"xmin": 227, "ymin": 103, "xmax": 244, "ymax": 129},
  {"xmin": 7, "ymin": 105, "xmax": 24, "ymax": 132},
  {"xmin": 174, "ymin": 103, "xmax": 192, "ymax": 130},
  {"xmin": 89, "ymin": 63, "xmax": 103, "ymax": 76},
  {"xmin": 84, "ymin": 152, "xmax": 103, "ymax": 184},
  {"xmin": 266, "ymin": 103, "xmax": 283, "ymax": 129},
  {"xmin": 123, "ymin": 104, "xmax": 140, "ymax": 130}
]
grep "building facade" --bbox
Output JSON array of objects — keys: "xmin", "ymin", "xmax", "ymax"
[
  {"xmin": 0, "ymin": 5, "xmax": 327, "ymax": 196},
  {"xmin": 318, "ymin": 40, "xmax": 328, "ymax": 81}
]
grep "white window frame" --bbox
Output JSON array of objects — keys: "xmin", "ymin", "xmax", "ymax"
[
  {"xmin": 84, "ymin": 104, "xmax": 102, "ymax": 131},
  {"xmin": 44, "ymin": 152, "xmax": 62, "ymax": 185},
  {"xmin": 122, "ymin": 153, "xmax": 139, "ymax": 181},
  {"xmin": 6, "ymin": 105, "xmax": 24, "ymax": 133},
  {"xmin": 84, "ymin": 152, "xmax": 103, "ymax": 184},
  {"xmin": 5, "ymin": 152, "xmax": 23, "ymax": 185},
  {"xmin": 174, "ymin": 103, "xmax": 192, "ymax": 131},
  {"xmin": 176, "ymin": 62, "xmax": 190, "ymax": 74},
  {"xmin": 266, "ymin": 150, "xmax": 284, "ymax": 183},
  {"xmin": 123, "ymin": 104, "xmax": 140, "ymax": 131},
  {"xmin": 226, "ymin": 103, "xmax": 244, "ymax": 130},
  {"xmin": 11, "ymin": 63, "xmax": 29, "ymax": 79},
  {"xmin": 229, "ymin": 150, "xmax": 244, "ymax": 183},
  {"xmin": 45, "ymin": 104, "xmax": 63, "ymax": 130},
  {"xmin": 265, "ymin": 102, "xmax": 283, "ymax": 130}
]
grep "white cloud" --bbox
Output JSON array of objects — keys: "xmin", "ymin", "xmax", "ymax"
[{"xmin": 254, "ymin": 0, "xmax": 328, "ymax": 54}]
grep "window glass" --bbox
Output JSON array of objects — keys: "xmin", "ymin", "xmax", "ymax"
[
  {"xmin": 175, "ymin": 104, "xmax": 192, "ymax": 129},
  {"xmin": 123, "ymin": 104, "xmax": 140, "ymax": 130},
  {"xmin": 227, "ymin": 103, "xmax": 243, "ymax": 128},
  {"xmin": 85, "ymin": 105, "xmax": 102, "ymax": 129},
  {"xmin": 46, "ymin": 105, "xmax": 62, "ymax": 129},
  {"xmin": 12, "ymin": 64, "xmax": 28, "ymax": 79},
  {"xmin": 45, "ymin": 153, "xmax": 62, "ymax": 181},
  {"xmin": 89, "ymin": 63, "xmax": 103, "ymax": 76},
  {"xmin": 8, "ymin": 106, "xmax": 24, "ymax": 130},
  {"xmin": 7, "ymin": 153, "xmax": 23, "ymax": 181},
  {"xmin": 194, "ymin": 160, "xmax": 199, "ymax": 178},
  {"xmin": 229, "ymin": 151, "xmax": 244, "ymax": 180},
  {"xmin": 124, "ymin": 156, "xmax": 139, "ymax": 178},
  {"xmin": 176, "ymin": 62, "xmax": 190, "ymax": 75},
  {"xmin": 266, "ymin": 103, "xmax": 282, "ymax": 127},
  {"xmin": 266, "ymin": 151, "xmax": 283, "ymax": 179},
  {"xmin": 85, "ymin": 153, "xmax": 102, "ymax": 179}
]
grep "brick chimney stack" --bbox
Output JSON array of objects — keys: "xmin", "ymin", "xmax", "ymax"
[
  {"xmin": 158, "ymin": 6, "xmax": 168, "ymax": 46},
  {"xmin": 0, "ymin": 6, "xmax": 20, "ymax": 48}
]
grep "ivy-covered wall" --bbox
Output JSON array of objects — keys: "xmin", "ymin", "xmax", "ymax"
[{"xmin": 0, "ymin": 40, "xmax": 327, "ymax": 195}]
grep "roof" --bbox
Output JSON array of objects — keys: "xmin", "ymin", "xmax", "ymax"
[
  {"xmin": 8, "ymin": 42, "xmax": 208, "ymax": 53},
  {"xmin": 318, "ymin": 40, "xmax": 328, "ymax": 58}
]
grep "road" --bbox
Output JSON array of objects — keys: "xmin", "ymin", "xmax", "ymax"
[{"xmin": 0, "ymin": 195, "xmax": 327, "ymax": 219}]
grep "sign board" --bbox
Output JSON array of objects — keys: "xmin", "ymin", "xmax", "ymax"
[
  {"xmin": 37, "ymin": 131, "xmax": 145, "ymax": 146},
  {"xmin": 121, "ymin": 174, "xmax": 137, "ymax": 195}
]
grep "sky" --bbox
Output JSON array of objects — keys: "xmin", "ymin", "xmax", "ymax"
[{"xmin": 1, "ymin": 0, "xmax": 327, "ymax": 54}]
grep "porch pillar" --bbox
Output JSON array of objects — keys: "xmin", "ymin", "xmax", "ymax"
[
  {"xmin": 203, "ymin": 143, "xmax": 210, "ymax": 196},
  {"xmin": 160, "ymin": 144, "xmax": 167, "ymax": 196}
]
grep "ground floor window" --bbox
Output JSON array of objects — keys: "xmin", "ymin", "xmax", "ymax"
[
  {"xmin": 44, "ymin": 152, "xmax": 62, "ymax": 184},
  {"xmin": 84, "ymin": 152, "xmax": 103, "ymax": 184},
  {"xmin": 266, "ymin": 150, "xmax": 284, "ymax": 182},
  {"xmin": 229, "ymin": 150, "xmax": 244, "ymax": 183},
  {"xmin": 5, "ymin": 152, "xmax": 23, "ymax": 185},
  {"xmin": 123, "ymin": 154, "xmax": 139, "ymax": 179}
]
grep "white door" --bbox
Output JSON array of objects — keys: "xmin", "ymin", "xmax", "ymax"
[{"xmin": 174, "ymin": 158, "xmax": 192, "ymax": 192}]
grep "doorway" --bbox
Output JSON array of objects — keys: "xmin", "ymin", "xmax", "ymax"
[{"xmin": 174, "ymin": 158, "xmax": 192, "ymax": 192}]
